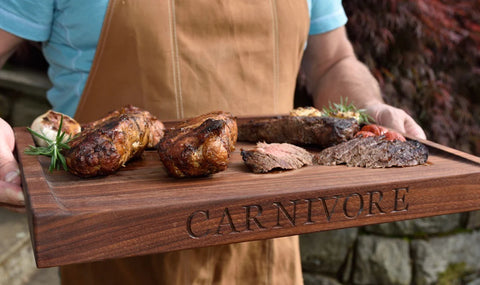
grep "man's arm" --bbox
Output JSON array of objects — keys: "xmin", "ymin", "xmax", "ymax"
[
  {"xmin": 301, "ymin": 26, "xmax": 426, "ymax": 139},
  {"xmin": 0, "ymin": 29, "xmax": 24, "ymax": 68}
]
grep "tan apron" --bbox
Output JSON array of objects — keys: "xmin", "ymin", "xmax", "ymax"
[{"xmin": 66, "ymin": 0, "xmax": 310, "ymax": 284}]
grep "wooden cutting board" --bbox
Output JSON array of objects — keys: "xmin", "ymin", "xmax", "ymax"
[{"xmin": 14, "ymin": 126, "xmax": 480, "ymax": 268}]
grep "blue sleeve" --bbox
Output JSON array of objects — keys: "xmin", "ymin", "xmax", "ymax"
[
  {"xmin": 0, "ymin": 0, "xmax": 54, "ymax": 41},
  {"xmin": 309, "ymin": 0, "xmax": 348, "ymax": 35}
]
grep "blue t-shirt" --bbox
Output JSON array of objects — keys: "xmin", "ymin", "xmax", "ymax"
[{"xmin": 0, "ymin": 0, "xmax": 347, "ymax": 116}]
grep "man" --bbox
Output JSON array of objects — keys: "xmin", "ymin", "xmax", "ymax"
[{"xmin": 0, "ymin": 1, "xmax": 425, "ymax": 284}]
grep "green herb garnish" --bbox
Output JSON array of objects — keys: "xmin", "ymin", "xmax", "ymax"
[
  {"xmin": 322, "ymin": 97, "xmax": 372, "ymax": 124},
  {"xmin": 25, "ymin": 115, "xmax": 72, "ymax": 172}
]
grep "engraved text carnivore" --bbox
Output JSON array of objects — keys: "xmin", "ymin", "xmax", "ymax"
[{"xmin": 186, "ymin": 187, "xmax": 410, "ymax": 239}]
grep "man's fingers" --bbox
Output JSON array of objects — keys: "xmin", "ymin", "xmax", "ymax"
[
  {"xmin": 0, "ymin": 117, "xmax": 15, "ymax": 151},
  {"xmin": 0, "ymin": 202, "xmax": 26, "ymax": 213},
  {"xmin": 404, "ymin": 117, "xmax": 427, "ymax": 140},
  {"xmin": 0, "ymin": 152, "xmax": 21, "ymax": 186},
  {"xmin": 0, "ymin": 181, "xmax": 25, "ymax": 207},
  {"xmin": 367, "ymin": 103, "xmax": 426, "ymax": 139}
]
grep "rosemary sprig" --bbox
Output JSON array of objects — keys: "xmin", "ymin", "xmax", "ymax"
[
  {"xmin": 24, "ymin": 115, "xmax": 72, "ymax": 172},
  {"xmin": 322, "ymin": 97, "xmax": 372, "ymax": 124}
]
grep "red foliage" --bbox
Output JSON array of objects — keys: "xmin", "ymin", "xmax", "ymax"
[{"xmin": 344, "ymin": 0, "xmax": 480, "ymax": 155}]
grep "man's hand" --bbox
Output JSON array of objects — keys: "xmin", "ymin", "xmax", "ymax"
[
  {"xmin": 302, "ymin": 26, "xmax": 426, "ymax": 140},
  {"xmin": 364, "ymin": 103, "xmax": 426, "ymax": 139},
  {"xmin": 0, "ymin": 118, "xmax": 24, "ymax": 212}
]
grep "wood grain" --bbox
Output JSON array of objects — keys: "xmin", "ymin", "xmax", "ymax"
[{"xmin": 14, "ymin": 126, "xmax": 480, "ymax": 268}]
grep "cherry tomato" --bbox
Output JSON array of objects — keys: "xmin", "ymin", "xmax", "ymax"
[
  {"xmin": 354, "ymin": 131, "xmax": 376, "ymax": 138},
  {"xmin": 384, "ymin": 131, "xmax": 406, "ymax": 142},
  {"xmin": 360, "ymin": 124, "xmax": 388, "ymax": 136}
]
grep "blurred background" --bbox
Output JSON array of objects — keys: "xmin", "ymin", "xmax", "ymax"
[{"xmin": 0, "ymin": 0, "xmax": 479, "ymax": 284}]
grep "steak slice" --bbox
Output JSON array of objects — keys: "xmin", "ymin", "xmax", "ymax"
[
  {"xmin": 314, "ymin": 136, "xmax": 429, "ymax": 168},
  {"xmin": 238, "ymin": 116, "xmax": 359, "ymax": 148},
  {"xmin": 241, "ymin": 142, "xmax": 313, "ymax": 173}
]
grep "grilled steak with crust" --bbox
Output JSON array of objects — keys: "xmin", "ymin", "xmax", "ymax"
[
  {"xmin": 64, "ymin": 106, "xmax": 164, "ymax": 177},
  {"xmin": 82, "ymin": 105, "xmax": 164, "ymax": 148},
  {"xmin": 238, "ymin": 116, "xmax": 359, "ymax": 148},
  {"xmin": 241, "ymin": 142, "xmax": 313, "ymax": 173},
  {"xmin": 157, "ymin": 111, "xmax": 237, "ymax": 178},
  {"xmin": 314, "ymin": 136, "xmax": 428, "ymax": 168}
]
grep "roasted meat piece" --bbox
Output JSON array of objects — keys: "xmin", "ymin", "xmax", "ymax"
[
  {"xmin": 64, "ymin": 106, "xmax": 164, "ymax": 177},
  {"xmin": 157, "ymin": 111, "xmax": 237, "ymax": 178},
  {"xmin": 241, "ymin": 142, "xmax": 313, "ymax": 173},
  {"xmin": 82, "ymin": 105, "xmax": 164, "ymax": 148},
  {"xmin": 238, "ymin": 116, "xmax": 359, "ymax": 148},
  {"xmin": 314, "ymin": 136, "xmax": 429, "ymax": 168}
]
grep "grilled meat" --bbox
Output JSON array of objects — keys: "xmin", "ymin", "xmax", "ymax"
[
  {"xmin": 238, "ymin": 116, "xmax": 359, "ymax": 148},
  {"xmin": 64, "ymin": 106, "xmax": 165, "ymax": 177},
  {"xmin": 82, "ymin": 105, "xmax": 164, "ymax": 148},
  {"xmin": 314, "ymin": 136, "xmax": 429, "ymax": 168},
  {"xmin": 157, "ymin": 111, "xmax": 237, "ymax": 178},
  {"xmin": 241, "ymin": 142, "xmax": 313, "ymax": 173}
]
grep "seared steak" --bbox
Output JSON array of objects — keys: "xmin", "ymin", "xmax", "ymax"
[
  {"xmin": 238, "ymin": 116, "xmax": 359, "ymax": 148},
  {"xmin": 64, "ymin": 106, "xmax": 164, "ymax": 177},
  {"xmin": 157, "ymin": 111, "xmax": 237, "ymax": 178},
  {"xmin": 241, "ymin": 142, "xmax": 313, "ymax": 173},
  {"xmin": 314, "ymin": 136, "xmax": 429, "ymax": 168}
]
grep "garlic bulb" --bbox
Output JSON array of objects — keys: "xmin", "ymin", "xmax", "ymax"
[{"xmin": 30, "ymin": 110, "xmax": 81, "ymax": 147}]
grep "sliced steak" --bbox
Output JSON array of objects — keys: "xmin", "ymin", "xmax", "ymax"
[
  {"xmin": 241, "ymin": 142, "xmax": 313, "ymax": 173},
  {"xmin": 238, "ymin": 116, "xmax": 359, "ymax": 148},
  {"xmin": 314, "ymin": 136, "xmax": 429, "ymax": 168}
]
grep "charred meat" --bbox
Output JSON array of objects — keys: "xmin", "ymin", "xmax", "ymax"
[
  {"xmin": 314, "ymin": 136, "xmax": 428, "ymax": 168},
  {"xmin": 64, "ymin": 106, "xmax": 164, "ymax": 177},
  {"xmin": 241, "ymin": 142, "xmax": 313, "ymax": 173},
  {"xmin": 157, "ymin": 111, "xmax": 237, "ymax": 178},
  {"xmin": 238, "ymin": 116, "xmax": 359, "ymax": 148},
  {"xmin": 82, "ymin": 105, "xmax": 164, "ymax": 148}
]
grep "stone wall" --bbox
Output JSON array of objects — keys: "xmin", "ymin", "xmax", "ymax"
[{"xmin": 301, "ymin": 212, "xmax": 480, "ymax": 285}]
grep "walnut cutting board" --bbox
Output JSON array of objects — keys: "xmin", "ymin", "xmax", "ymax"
[{"xmin": 14, "ymin": 126, "xmax": 480, "ymax": 268}]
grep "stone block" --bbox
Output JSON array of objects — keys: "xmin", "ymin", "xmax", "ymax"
[
  {"xmin": 0, "ymin": 209, "xmax": 36, "ymax": 285},
  {"xmin": 466, "ymin": 210, "xmax": 480, "ymax": 230},
  {"xmin": 303, "ymin": 273, "xmax": 342, "ymax": 285},
  {"xmin": 353, "ymin": 235, "xmax": 411, "ymax": 285},
  {"xmin": 364, "ymin": 213, "xmax": 462, "ymax": 236},
  {"xmin": 300, "ymin": 228, "xmax": 358, "ymax": 275},
  {"xmin": 411, "ymin": 230, "xmax": 480, "ymax": 285}
]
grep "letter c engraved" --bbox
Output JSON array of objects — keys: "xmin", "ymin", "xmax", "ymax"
[{"xmin": 187, "ymin": 210, "xmax": 210, "ymax": 239}]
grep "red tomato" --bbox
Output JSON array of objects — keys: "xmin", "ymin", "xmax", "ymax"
[
  {"xmin": 384, "ymin": 131, "xmax": 406, "ymax": 142},
  {"xmin": 354, "ymin": 131, "xmax": 376, "ymax": 138},
  {"xmin": 360, "ymin": 124, "xmax": 388, "ymax": 136}
]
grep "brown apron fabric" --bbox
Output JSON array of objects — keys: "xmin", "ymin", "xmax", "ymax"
[
  {"xmin": 67, "ymin": 0, "xmax": 309, "ymax": 284},
  {"xmin": 74, "ymin": 0, "xmax": 309, "ymax": 122}
]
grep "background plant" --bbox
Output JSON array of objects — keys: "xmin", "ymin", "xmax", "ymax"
[{"xmin": 344, "ymin": 0, "xmax": 480, "ymax": 155}]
